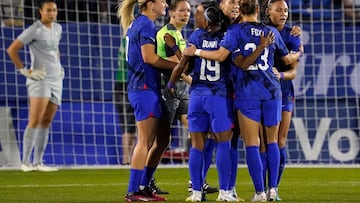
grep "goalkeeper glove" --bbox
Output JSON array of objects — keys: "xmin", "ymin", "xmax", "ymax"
[{"xmin": 18, "ymin": 67, "xmax": 46, "ymax": 81}]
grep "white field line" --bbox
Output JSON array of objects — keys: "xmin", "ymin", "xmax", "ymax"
[{"xmin": 1, "ymin": 181, "xmax": 359, "ymax": 189}]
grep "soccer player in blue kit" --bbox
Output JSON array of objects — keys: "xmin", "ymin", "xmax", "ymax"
[
  {"xmin": 182, "ymin": 0, "xmax": 302, "ymax": 201},
  {"xmin": 117, "ymin": 0, "xmax": 177, "ymax": 201},
  {"xmin": 261, "ymin": 0, "xmax": 303, "ymax": 200},
  {"xmin": 167, "ymin": 4, "xmax": 239, "ymax": 202}
]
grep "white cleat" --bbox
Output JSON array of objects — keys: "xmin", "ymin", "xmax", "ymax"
[
  {"xmin": 34, "ymin": 164, "xmax": 58, "ymax": 172},
  {"xmin": 268, "ymin": 187, "xmax": 277, "ymax": 201},
  {"xmin": 185, "ymin": 190, "xmax": 202, "ymax": 202},
  {"xmin": 216, "ymin": 190, "xmax": 239, "ymax": 202},
  {"xmin": 20, "ymin": 164, "xmax": 35, "ymax": 172},
  {"xmin": 251, "ymin": 192, "xmax": 267, "ymax": 202}
]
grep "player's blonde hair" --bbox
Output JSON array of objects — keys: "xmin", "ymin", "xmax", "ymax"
[{"xmin": 117, "ymin": 0, "xmax": 153, "ymax": 36}]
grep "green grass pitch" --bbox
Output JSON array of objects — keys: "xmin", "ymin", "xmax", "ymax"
[{"xmin": 0, "ymin": 167, "xmax": 359, "ymax": 202}]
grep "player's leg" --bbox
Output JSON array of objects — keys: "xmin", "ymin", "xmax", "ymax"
[
  {"xmin": 141, "ymin": 118, "xmax": 170, "ymax": 184},
  {"xmin": 33, "ymin": 80, "xmax": 62, "ymax": 171},
  {"xmin": 186, "ymin": 131, "xmax": 207, "ymax": 202},
  {"xmin": 263, "ymin": 99, "xmax": 282, "ymax": 201},
  {"xmin": 21, "ymin": 80, "xmax": 52, "ymax": 172},
  {"xmin": 138, "ymin": 97, "xmax": 170, "ymax": 201},
  {"xmin": 235, "ymin": 98, "xmax": 267, "ymax": 202},
  {"xmin": 237, "ymin": 109, "xmax": 266, "ymax": 201},
  {"xmin": 21, "ymin": 96, "xmax": 49, "ymax": 172},
  {"xmin": 186, "ymin": 95, "xmax": 208, "ymax": 202},
  {"xmin": 259, "ymin": 123, "xmax": 267, "ymax": 192},
  {"xmin": 125, "ymin": 91, "xmax": 160, "ymax": 201},
  {"xmin": 33, "ymin": 100, "xmax": 58, "ymax": 171},
  {"xmin": 276, "ymin": 109, "xmax": 292, "ymax": 201},
  {"xmin": 208, "ymin": 96, "xmax": 238, "ymax": 202},
  {"xmin": 202, "ymin": 134, "xmax": 217, "ymax": 191}
]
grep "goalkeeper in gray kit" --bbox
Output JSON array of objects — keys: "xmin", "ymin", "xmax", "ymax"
[{"xmin": 7, "ymin": 0, "xmax": 63, "ymax": 172}]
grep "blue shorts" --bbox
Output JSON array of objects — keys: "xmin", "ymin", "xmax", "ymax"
[
  {"xmin": 128, "ymin": 90, "xmax": 167, "ymax": 121},
  {"xmin": 188, "ymin": 94, "xmax": 232, "ymax": 133},
  {"xmin": 235, "ymin": 99, "xmax": 281, "ymax": 127},
  {"xmin": 282, "ymin": 98, "xmax": 294, "ymax": 112}
]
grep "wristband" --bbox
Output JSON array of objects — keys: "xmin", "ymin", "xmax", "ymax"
[
  {"xmin": 166, "ymin": 82, "xmax": 175, "ymax": 89},
  {"xmin": 194, "ymin": 49, "xmax": 201, "ymax": 56},
  {"xmin": 171, "ymin": 45, "xmax": 179, "ymax": 52},
  {"xmin": 280, "ymin": 72, "xmax": 285, "ymax": 79}
]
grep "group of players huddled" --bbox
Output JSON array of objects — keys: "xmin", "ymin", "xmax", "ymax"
[
  {"xmin": 118, "ymin": 0, "xmax": 303, "ymax": 202},
  {"xmin": 7, "ymin": 0, "xmax": 303, "ymax": 202}
]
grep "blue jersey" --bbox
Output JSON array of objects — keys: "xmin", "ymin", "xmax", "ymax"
[
  {"xmin": 125, "ymin": 14, "xmax": 161, "ymax": 94},
  {"xmin": 275, "ymin": 25, "xmax": 301, "ymax": 102},
  {"xmin": 188, "ymin": 28, "xmax": 232, "ymax": 97},
  {"xmin": 221, "ymin": 22, "xmax": 289, "ymax": 100}
]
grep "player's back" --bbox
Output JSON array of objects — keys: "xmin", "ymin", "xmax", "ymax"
[
  {"xmin": 188, "ymin": 28, "xmax": 231, "ymax": 97},
  {"xmin": 233, "ymin": 22, "xmax": 287, "ymax": 100}
]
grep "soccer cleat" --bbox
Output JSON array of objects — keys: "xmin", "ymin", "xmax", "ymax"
[
  {"xmin": 268, "ymin": 187, "xmax": 277, "ymax": 202},
  {"xmin": 139, "ymin": 186, "xmax": 167, "ymax": 201},
  {"xmin": 20, "ymin": 164, "xmax": 35, "ymax": 172},
  {"xmin": 216, "ymin": 190, "xmax": 239, "ymax": 202},
  {"xmin": 203, "ymin": 182, "xmax": 218, "ymax": 194},
  {"xmin": 185, "ymin": 190, "xmax": 202, "ymax": 202},
  {"xmin": 230, "ymin": 188, "xmax": 245, "ymax": 202},
  {"xmin": 34, "ymin": 164, "xmax": 58, "ymax": 172},
  {"xmin": 251, "ymin": 192, "xmax": 267, "ymax": 202},
  {"xmin": 149, "ymin": 177, "xmax": 169, "ymax": 195},
  {"xmin": 125, "ymin": 192, "xmax": 152, "ymax": 202}
]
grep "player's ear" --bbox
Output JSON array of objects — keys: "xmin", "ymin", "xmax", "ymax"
[{"xmin": 265, "ymin": 8, "xmax": 269, "ymax": 17}]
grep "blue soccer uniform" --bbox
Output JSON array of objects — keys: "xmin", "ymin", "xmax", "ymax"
[
  {"xmin": 220, "ymin": 21, "xmax": 289, "ymax": 195},
  {"xmin": 126, "ymin": 14, "xmax": 167, "ymax": 121},
  {"xmin": 187, "ymin": 27, "xmax": 233, "ymax": 196}
]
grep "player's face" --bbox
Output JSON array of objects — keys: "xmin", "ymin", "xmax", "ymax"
[
  {"xmin": 220, "ymin": 0, "xmax": 240, "ymax": 20},
  {"xmin": 267, "ymin": 0, "xmax": 288, "ymax": 27},
  {"xmin": 194, "ymin": 4, "xmax": 206, "ymax": 29},
  {"xmin": 170, "ymin": 1, "xmax": 191, "ymax": 28},
  {"xmin": 39, "ymin": 2, "xmax": 58, "ymax": 24},
  {"xmin": 152, "ymin": 0, "xmax": 168, "ymax": 17}
]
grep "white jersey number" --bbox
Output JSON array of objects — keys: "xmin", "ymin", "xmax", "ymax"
[
  {"xmin": 244, "ymin": 43, "xmax": 269, "ymax": 71},
  {"xmin": 199, "ymin": 59, "xmax": 220, "ymax": 81}
]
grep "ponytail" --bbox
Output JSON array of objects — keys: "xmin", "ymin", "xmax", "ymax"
[{"xmin": 118, "ymin": 0, "xmax": 137, "ymax": 36}]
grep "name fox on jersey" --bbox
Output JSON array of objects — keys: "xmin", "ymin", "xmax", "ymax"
[{"xmin": 251, "ymin": 28, "xmax": 263, "ymax": 36}]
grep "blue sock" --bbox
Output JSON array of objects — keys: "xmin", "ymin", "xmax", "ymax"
[
  {"xmin": 202, "ymin": 138, "xmax": 216, "ymax": 182},
  {"xmin": 128, "ymin": 168, "xmax": 143, "ymax": 193},
  {"xmin": 140, "ymin": 166, "xmax": 156, "ymax": 187},
  {"xmin": 277, "ymin": 147, "xmax": 287, "ymax": 186},
  {"xmin": 267, "ymin": 143, "xmax": 280, "ymax": 188},
  {"xmin": 260, "ymin": 152, "xmax": 267, "ymax": 188},
  {"xmin": 246, "ymin": 146, "xmax": 264, "ymax": 193},
  {"xmin": 229, "ymin": 137, "xmax": 239, "ymax": 190},
  {"xmin": 216, "ymin": 141, "xmax": 231, "ymax": 190},
  {"xmin": 189, "ymin": 148, "xmax": 203, "ymax": 191}
]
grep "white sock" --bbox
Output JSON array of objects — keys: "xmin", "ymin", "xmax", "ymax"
[
  {"xmin": 22, "ymin": 127, "xmax": 36, "ymax": 165},
  {"xmin": 33, "ymin": 127, "xmax": 49, "ymax": 165}
]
